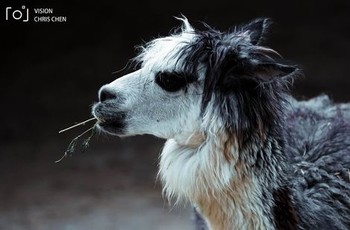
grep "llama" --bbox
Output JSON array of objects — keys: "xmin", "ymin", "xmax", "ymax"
[{"xmin": 92, "ymin": 17, "xmax": 350, "ymax": 229}]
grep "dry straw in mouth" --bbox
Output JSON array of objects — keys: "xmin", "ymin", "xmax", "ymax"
[
  {"xmin": 58, "ymin": 117, "xmax": 97, "ymax": 134},
  {"xmin": 56, "ymin": 117, "xmax": 98, "ymax": 163}
]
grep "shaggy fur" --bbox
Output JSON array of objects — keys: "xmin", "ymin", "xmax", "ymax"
[
  {"xmin": 283, "ymin": 95, "xmax": 350, "ymax": 229},
  {"xmin": 93, "ymin": 17, "xmax": 350, "ymax": 230}
]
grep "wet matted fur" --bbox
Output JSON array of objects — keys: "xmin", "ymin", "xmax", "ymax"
[{"xmin": 93, "ymin": 17, "xmax": 350, "ymax": 230}]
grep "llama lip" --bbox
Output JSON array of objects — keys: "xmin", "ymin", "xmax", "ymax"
[
  {"xmin": 95, "ymin": 114, "xmax": 126, "ymax": 135},
  {"xmin": 92, "ymin": 103, "xmax": 126, "ymax": 134}
]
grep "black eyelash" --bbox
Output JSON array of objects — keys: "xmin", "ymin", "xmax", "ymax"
[{"xmin": 155, "ymin": 71, "xmax": 196, "ymax": 92}]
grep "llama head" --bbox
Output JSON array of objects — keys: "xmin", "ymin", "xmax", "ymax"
[{"xmin": 92, "ymin": 17, "xmax": 299, "ymax": 146}]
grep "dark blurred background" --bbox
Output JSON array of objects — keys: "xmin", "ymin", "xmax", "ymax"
[{"xmin": 0, "ymin": 0, "xmax": 349, "ymax": 229}]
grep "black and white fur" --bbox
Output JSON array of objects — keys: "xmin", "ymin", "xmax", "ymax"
[{"xmin": 92, "ymin": 17, "xmax": 350, "ymax": 230}]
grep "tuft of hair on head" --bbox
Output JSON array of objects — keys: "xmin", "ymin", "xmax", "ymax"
[{"xmin": 174, "ymin": 14, "xmax": 194, "ymax": 33}]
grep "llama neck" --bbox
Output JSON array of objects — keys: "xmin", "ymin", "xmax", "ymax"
[
  {"xmin": 195, "ymin": 171, "xmax": 274, "ymax": 230},
  {"xmin": 196, "ymin": 135, "xmax": 279, "ymax": 230},
  {"xmin": 159, "ymin": 129, "xmax": 297, "ymax": 230}
]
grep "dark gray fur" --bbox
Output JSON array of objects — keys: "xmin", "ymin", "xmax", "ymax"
[
  {"xmin": 194, "ymin": 95, "xmax": 350, "ymax": 229},
  {"xmin": 180, "ymin": 18, "xmax": 350, "ymax": 229},
  {"xmin": 284, "ymin": 95, "xmax": 350, "ymax": 229}
]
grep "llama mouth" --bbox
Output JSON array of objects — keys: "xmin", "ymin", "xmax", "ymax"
[
  {"xmin": 97, "ymin": 117, "xmax": 126, "ymax": 135},
  {"xmin": 92, "ymin": 103, "xmax": 126, "ymax": 135}
]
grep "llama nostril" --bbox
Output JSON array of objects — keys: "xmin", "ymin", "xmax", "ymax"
[{"xmin": 99, "ymin": 87, "xmax": 117, "ymax": 102}]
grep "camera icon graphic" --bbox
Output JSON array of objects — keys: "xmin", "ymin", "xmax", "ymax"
[{"xmin": 5, "ymin": 6, "xmax": 29, "ymax": 22}]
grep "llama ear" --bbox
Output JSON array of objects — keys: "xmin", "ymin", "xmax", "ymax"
[
  {"xmin": 252, "ymin": 62, "xmax": 298, "ymax": 81},
  {"xmin": 239, "ymin": 18, "xmax": 272, "ymax": 45}
]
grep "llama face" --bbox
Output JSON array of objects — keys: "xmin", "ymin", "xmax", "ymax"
[
  {"xmin": 93, "ymin": 19, "xmax": 205, "ymax": 139},
  {"xmin": 93, "ymin": 66, "xmax": 204, "ymax": 139},
  {"xmin": 93, "ymin": 17, "xmax": 298, "ymax": 143},
  {"xmin": 92, "ymin": 24, "xmax": 205, "ymax": 139}
]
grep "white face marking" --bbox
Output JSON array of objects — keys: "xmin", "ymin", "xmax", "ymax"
[{"xmin": 93, "ymin": 20, "xmax": 204, "ymax": 139}]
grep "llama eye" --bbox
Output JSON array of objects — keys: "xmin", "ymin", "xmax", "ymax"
[{"xmin": 155, "ymin": 72, "xmax": 188, "ymax": 92}]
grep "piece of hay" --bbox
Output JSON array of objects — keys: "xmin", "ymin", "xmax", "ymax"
[{"xmin": 56, "ymin": 117, "xmax": 97, "ymax": 163}]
